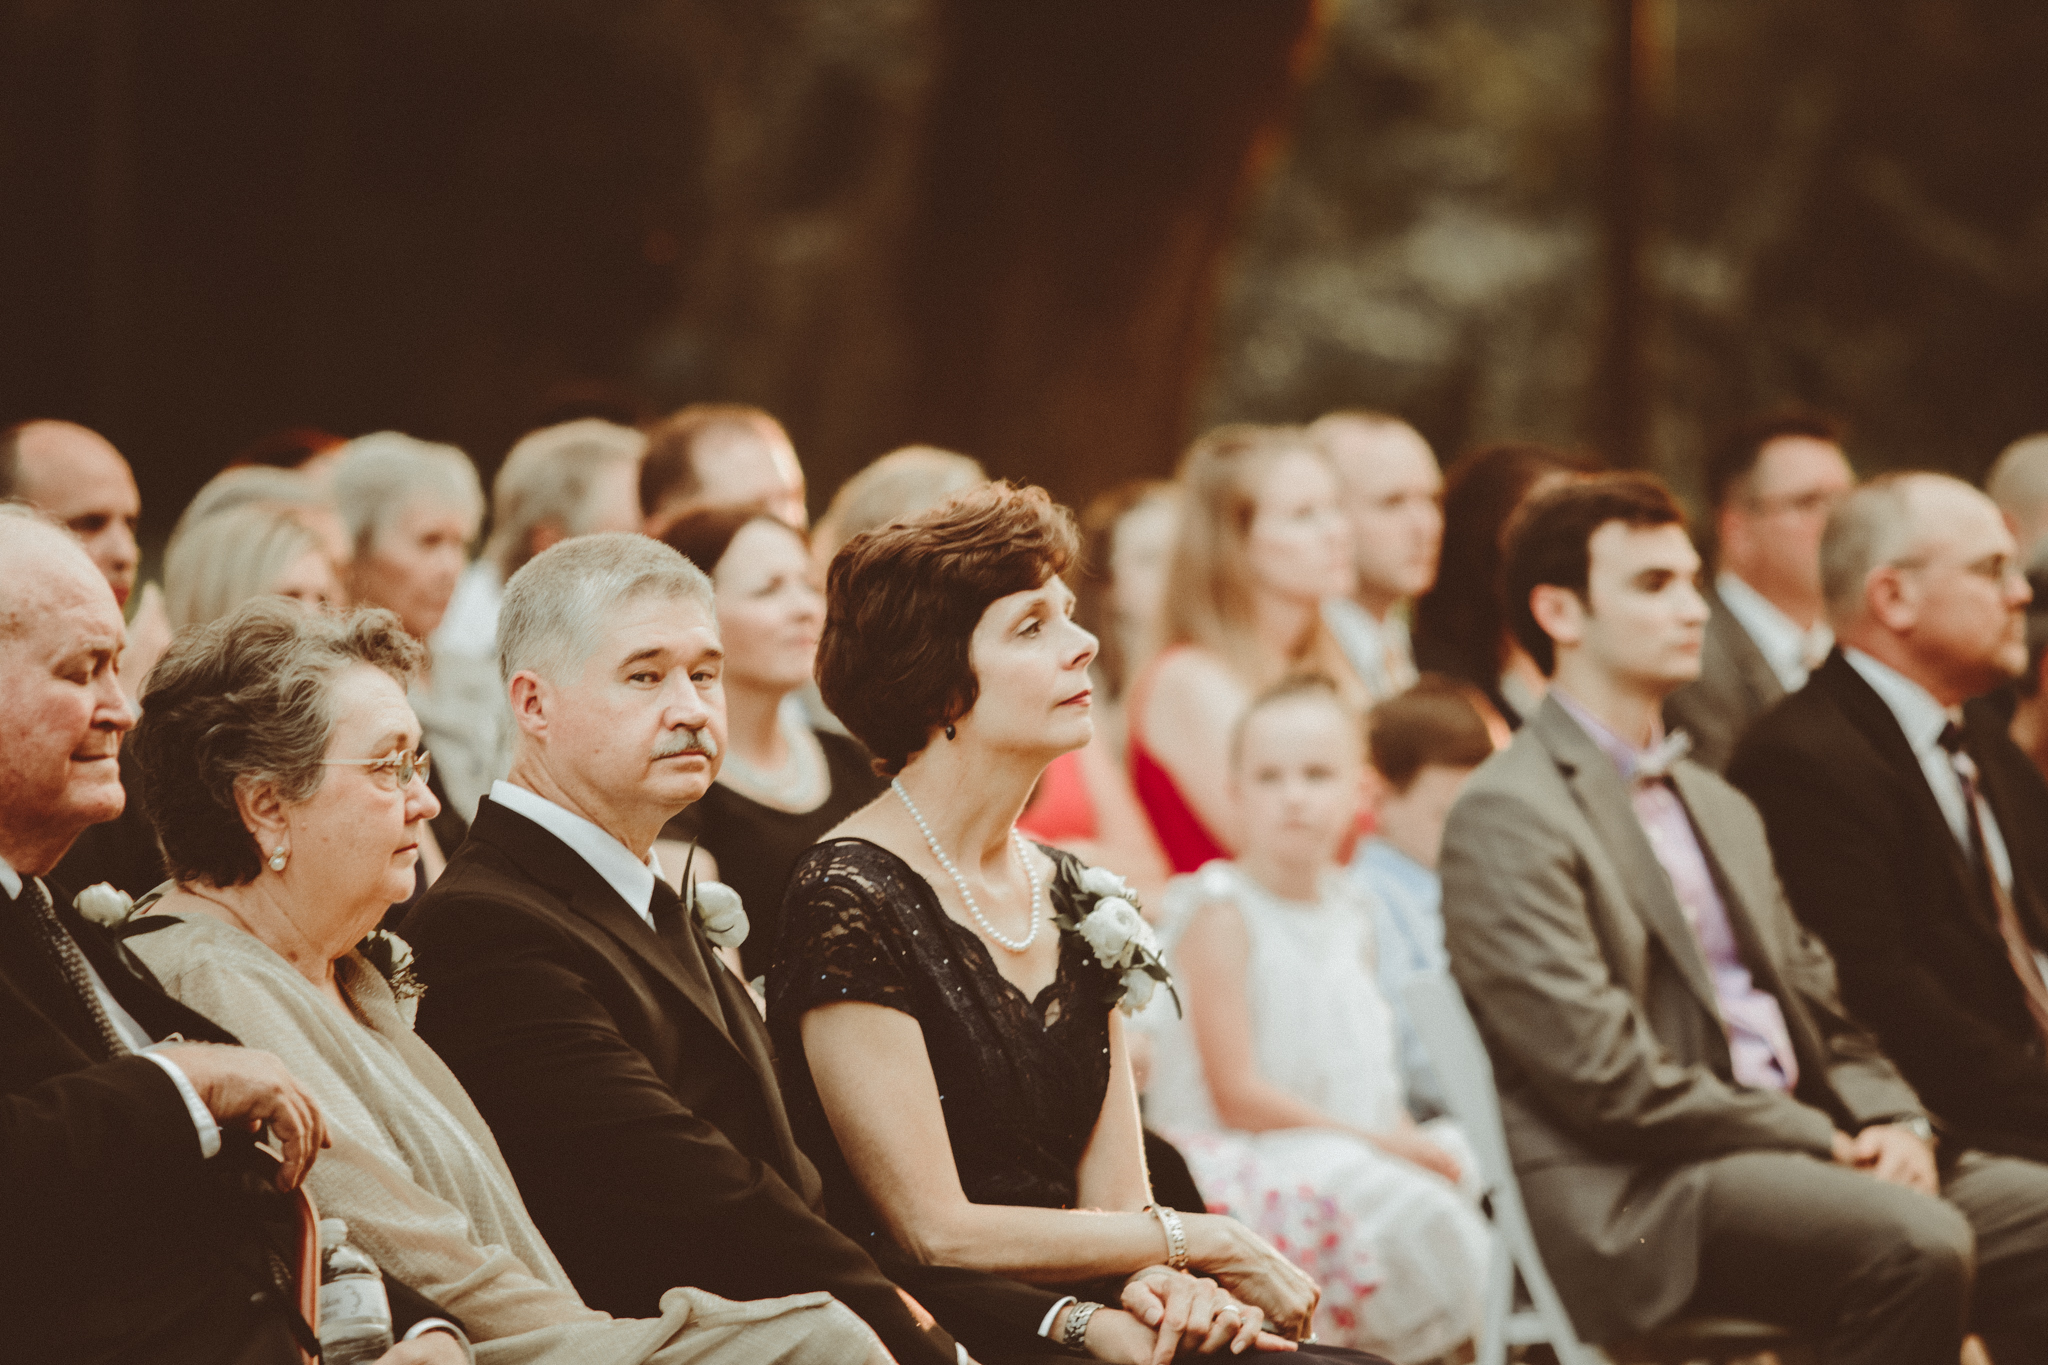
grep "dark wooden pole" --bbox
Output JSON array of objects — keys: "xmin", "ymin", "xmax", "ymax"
[{"xmin": 1595, "ymin": 0, "xmax": 1666, "ymax": 469}]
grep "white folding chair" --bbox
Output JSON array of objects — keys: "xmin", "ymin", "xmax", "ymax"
[{"xmin": 1405, "ymin": 972, "xmax": 1802, "ymax": 1365}]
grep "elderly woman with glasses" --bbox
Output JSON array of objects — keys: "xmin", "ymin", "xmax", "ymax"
[{"xmin": 119, "ymin": 599, "xmax": 887, "ymax": 1365}]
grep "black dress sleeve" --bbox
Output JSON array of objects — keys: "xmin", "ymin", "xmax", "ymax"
[{"xmin": 773, "ymin": 841, "xmax": 918, "ymax": 1021}]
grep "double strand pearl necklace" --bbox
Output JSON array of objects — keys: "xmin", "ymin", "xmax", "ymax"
[{"xmin": 891, "ymin": 777, "xmax": 1042, "ymax": 953}]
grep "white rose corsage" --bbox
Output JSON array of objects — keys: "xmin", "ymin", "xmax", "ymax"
[
  {"xmin": 1056, "ymin": 866, "xmax": 1179, "ymax": 1017},
  {"xmin": 357, "ymin": 928, "xmax": 426, "ymax": 1019},
  {"xmin": 680, "ymin": 841, "xmax": 749, "ymax": 949},
  {"xmin": 74, "ymin": 882, "xmax": 137, "ymax": 928}
]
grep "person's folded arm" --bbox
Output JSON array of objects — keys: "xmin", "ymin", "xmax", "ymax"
[
  {"xmin": 0, "ymin": 1052, "xmax": 206, "ymax": 1221},
  {"xmin": 1439, "ymin": 786, "xmax": 1836, "ymax": 1164}
]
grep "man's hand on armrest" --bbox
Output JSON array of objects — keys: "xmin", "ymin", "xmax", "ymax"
[{"xmin": 152, "ymin": 1043, "xmax": 329, "ymax": 1189}]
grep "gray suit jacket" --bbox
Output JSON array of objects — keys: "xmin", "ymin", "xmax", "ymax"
[
  {"xmin": 1662, "ymin": 582, "xmax": 1784, "ymax": 773},
  {"xmin": 1439, "ymin": 695, "xmax": 1922, "ymax": 1342}
]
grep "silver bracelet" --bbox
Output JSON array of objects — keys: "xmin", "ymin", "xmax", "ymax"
[
  {"xmin": 1145, "ymin": 1203, "xmax": 1189, "ymax": 1271},
  {"xmin": 1061, "ymin": 1301, "xmax": 1102, "ymax": 1350}
]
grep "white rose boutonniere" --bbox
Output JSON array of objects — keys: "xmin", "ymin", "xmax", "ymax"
[
  {"xmin": 1056, "ymin": 869, "xmax": 1179, "ymax": 1018},
  {"xmin": 74, "ymin": 882, "xmax": 137, "ymax": 928},
  {"xmin": 692, "ymin": 880, "xmax": 749, "ymax": 949},
  {"xmin": 357, "ymin": 928, "xmax": 427, "ymax": 1022}
]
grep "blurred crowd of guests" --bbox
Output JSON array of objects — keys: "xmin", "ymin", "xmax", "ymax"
[{"xmin": 9, "ymin": 394, "xmax": 2048, "ymax": 1365}]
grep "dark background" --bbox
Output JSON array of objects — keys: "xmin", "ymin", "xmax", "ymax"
[{"xmin": 4, "ymin": 0, "xmax": 2045, "ymax": 537}]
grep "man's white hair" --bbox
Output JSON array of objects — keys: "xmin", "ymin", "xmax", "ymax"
[
  {"xmin": 484, "ymin": 419, "xmax": 646, "ymax": 578},
  {"xmin": 0, "ymin": 500, "xmax": 95, "ymax": 638},
  {"xmin": 1820, "ymin": 471, "xmax": 1982, "ymax": 627},
  {"xmin": 498, "ymin": 531, "xmax": 713, "ymax": 684},
  {"xmin": 331, "ymin": 431, "xmax": 484, "ymax": 556}
]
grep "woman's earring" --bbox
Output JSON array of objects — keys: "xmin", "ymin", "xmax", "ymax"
[
  {"xmin": 268, "ymin": 846, "xmax": 289, "ymax": 873},
  {"xmin": 944, "ymin": 723, "xmax": 957, "ymax": 741}
]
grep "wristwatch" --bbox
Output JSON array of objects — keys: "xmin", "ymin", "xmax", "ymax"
[{"xmin": 1889, "ymin": 1115, "xmax": 1938, "ymax": 1149}]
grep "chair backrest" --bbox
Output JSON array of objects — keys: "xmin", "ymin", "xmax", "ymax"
[
  {"xmin": 291, "ymin": 1185, "xmax": 322, "ymax": 1364},
  {"xmin": 1406, "ymin": 972, "xmax": 1602, "ymax": 1363},
  {"xmin": 1404, "ymin": 971, "xmax": 1517, "ymax": 1199}
]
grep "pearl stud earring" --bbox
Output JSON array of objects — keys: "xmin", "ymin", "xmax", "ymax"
[{"xmin": 268, "ymin": 846, "xmax": 289, "ymax": 873}]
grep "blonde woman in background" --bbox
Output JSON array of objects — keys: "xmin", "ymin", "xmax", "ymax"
[
  {"xmin": 333, "ymin": 431, "xmax": 507, "ymax": 838},
  {"xmin": 1130, "ymin": 426, "xmax": 1362, "ymax": 873},
  {"xmin": 163, "ymin": 502, "xmax": 344, "ymax": 631},
  {"xmin": 809, "ymin": 445, "xmax": 987, "ymax": 576}
]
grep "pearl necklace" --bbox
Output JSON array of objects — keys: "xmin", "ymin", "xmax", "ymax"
[{"xmin": 891, "ymin": 778, "xmax": 1042, "ymax": 953}]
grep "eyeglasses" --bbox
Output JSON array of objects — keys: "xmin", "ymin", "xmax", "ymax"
[
  {"xmin": 1742, "ymin": 489, "xmax": 1844, "ymax": 519},
  {"xmin": 319, "ymin": 749, "xmax": 432, "ymax": 791}
]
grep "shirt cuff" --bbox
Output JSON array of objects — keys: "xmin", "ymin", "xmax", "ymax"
[
  {"xmin": 1038, "ymin": 1295, "xmax": 1078, "ymax": 1340},
  {"xmin": 139, "ymin": 1048, "xmax": 222, "ymax": 1159},
  {"xmin": 404, "ymin": 1318, "xmax": 476, "ymax": 1363}
]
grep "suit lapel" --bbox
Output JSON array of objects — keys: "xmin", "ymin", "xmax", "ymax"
[
  {"xmin": 1709, "ymin": 589, "xmax": 1786, "ymax": 714},
  {"xmin": 1666, "ymin": 767, "xmax": 1834, "ymax": 1084},
  {"xmin": 1815, "ymin": 654, "xmax": 1995, "ymax": 936},
  {"xmin": 470, "ymin": 800, "xmax": 744, "ymax": 1059},
  {"xmin": 1531, "ymin": 699, "xmax": 1724, "ymax": 1023}
]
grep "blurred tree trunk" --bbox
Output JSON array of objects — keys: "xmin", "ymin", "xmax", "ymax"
[{"xmin": 883, "ymin": 0, "xmax": 1324, "ymax": 501}]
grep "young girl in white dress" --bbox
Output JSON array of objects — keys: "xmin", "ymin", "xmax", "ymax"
[{"xmin": 1143, "ymin": 675, "xmax": 1490, "ymax": 1362}]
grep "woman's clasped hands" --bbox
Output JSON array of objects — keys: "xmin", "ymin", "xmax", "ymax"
[{"xmin": 1116, "ymin": 1256, "xmax": 1316, "ymax": 1363}]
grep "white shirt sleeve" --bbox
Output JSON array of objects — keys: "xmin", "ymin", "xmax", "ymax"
[
  {"xmin": 1038, "ymin": 1295, "xmax": 1078, "ymax": 1339},
  {"xmin": 138, "ymin": 1049, "xmax": 223, "ymax": 1159}
]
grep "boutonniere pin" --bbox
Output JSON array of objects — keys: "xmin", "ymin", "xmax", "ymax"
[
  {"xmin": 1056, "ymin": 865, "xmax": 1180, "ymax": 1017},
  {"xmin": 681, "ymin": 841, "xmax": 749, "ymax": 949},
  {"xmin": 74, "ymin": 882, "xmax": 137, "ymax": 928}
]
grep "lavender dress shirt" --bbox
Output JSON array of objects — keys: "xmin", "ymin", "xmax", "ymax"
[{"xmin": 1554, "ymin": 691, "xmax": 1800, "ymax": 1092}]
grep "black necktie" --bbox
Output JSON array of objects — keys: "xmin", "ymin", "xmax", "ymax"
[
  {"xmin": 20, "ymin": 877, "xmax": 131, "ymax": 1061},
  {"xmin": 1939, "ymin": 722, "xmax": 2048, "ymax": 1050},
  {"xmin": 649, "ymin": 878, "xmax": 739, "ymax": 1032}
]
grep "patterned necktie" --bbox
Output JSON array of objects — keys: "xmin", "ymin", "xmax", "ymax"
[
  {"xmin": 1939, "ymin": 722, "xmax": 2048, "ymax": 1051},
  {"xmin": 20, "ymin": 877, "xmax": 132, "ymax": 1061}
]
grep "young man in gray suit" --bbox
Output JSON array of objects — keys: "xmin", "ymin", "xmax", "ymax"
[{"xmin": 1439, "ymin": 473, "xmax": 2048, "ymax": 1364}]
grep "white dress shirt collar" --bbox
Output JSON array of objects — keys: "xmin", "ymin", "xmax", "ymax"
[
  {"xmin": 1840, "ymin": 648, "xmax": 2014, "ymax": 888},
  {"xmin": 490, "ymin": 780, "xmax": 666, "ymax": 926},
  {"xmin": 1716, "ymin": 571, "xmax": 1832, "ymax": 693}
]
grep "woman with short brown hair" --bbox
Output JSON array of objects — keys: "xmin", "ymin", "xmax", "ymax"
[{"xmin": 775, "ymin": 484, "xmax": 1380, "ymax": 1365}]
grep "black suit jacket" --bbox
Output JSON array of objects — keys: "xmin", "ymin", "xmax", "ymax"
[
  {"xmin": 1, "ymin": 874, "xmax": 452, "ymax": 1363},
  {"xmin": 1729, "ymin": 650, "xmax": 2048, "ymax": 1162},
  {"xmin": 405, "ymin": 799, "xmax": 1065, "ymax": 1365}
]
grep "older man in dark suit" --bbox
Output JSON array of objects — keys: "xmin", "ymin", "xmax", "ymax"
[
  {"xmin": 1733, "ymin": 472, "xmax": 2048, "ymax": 1165},
  {"xmin": 1441, "ymin": 474, "xmax": 2048, "ymax": 1364},
  {"xmin": 0, "ymin": 504, "xmax": 465, "ymax": 1365},
  {"xmin": 408, "ymin": 533, "xmax": 1106, "ymax": 1365}
]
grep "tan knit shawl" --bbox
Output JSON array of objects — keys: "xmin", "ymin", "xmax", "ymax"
[{"xmin": 130, "ymin": 911, "xmax": 872, "ymax": 1365}]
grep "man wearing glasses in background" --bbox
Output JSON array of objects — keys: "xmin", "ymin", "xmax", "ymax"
[
  {"xmin": 1733, "ymin": 473, "xmax": 2048, "ymax": 1171},
  {"xmin": 1664, "ymin": 408, "xmax": 1856, "ymax": 770}
]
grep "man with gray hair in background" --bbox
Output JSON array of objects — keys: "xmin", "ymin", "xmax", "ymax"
[
  {"xmin": 1732, "ymin": 472, "xmax": 2048, "ymax": 1168},
  {"xmin": 1986, "ymin": 431, "xmax": 2048, "ymax": 571},
  {"xmin": 434, "ymin": 418, "xmax": 647, "ymax": 661},
  {"xmin": 403, "ymin": 533, "xmax": 1042, "ymax": 1365}
]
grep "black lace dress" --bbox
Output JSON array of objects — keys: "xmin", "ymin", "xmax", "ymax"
[
  {"xmin": 768, "ymin": 838, "xmax": 1128, "ymax": 1339},
  {"xmin": 770, "ymin": 837, "xmax": 1387, "ymax": 1365}
]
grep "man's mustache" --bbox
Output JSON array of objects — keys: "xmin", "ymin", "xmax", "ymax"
[{"xmin": 652, "ymin": 727, "xmax": 720, "ymax": 761}]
